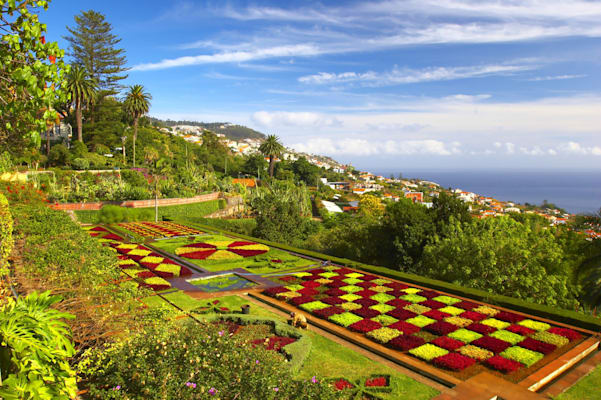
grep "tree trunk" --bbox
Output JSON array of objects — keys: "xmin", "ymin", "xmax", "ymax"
[
  {"xmin": 269, "ymin": 155, "xmax": 274, "ymax": 177},
  {"xmin": 76, "ymin": 99, "xmax": 83, "ymax": 142},
  {"xmin": 132, "ymin": 116, "xmax": 138, "ymax": 168}
]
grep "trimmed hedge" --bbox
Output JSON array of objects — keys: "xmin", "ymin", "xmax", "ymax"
[
  {"xmin": 0, "ymin": 193, "xmax": 12, "ymax": 276},
  {"xmin": 188, "ymin": 222, "xmax": 601, "ymax": 332}
]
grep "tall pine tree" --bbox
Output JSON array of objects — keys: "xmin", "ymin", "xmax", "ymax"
[{"xmin": 64, "ymin": 10, "xmax": 128, "ymax": 95}]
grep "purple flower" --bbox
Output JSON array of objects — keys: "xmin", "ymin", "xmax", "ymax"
[
  {"xmin": 113, "ymin": 385, "xmax": 121, "ymax": 391},
  {"xmin": 218, "ymin": 330, "xmax": 224, "ymax": 337},
  {"xmin": 255, "ymin": 360, "xmax": 259, "ymax": 364},
  {"xmin": 311, "ymin": 376, "xmax": 317, "ymax": 383},
  {"xmin": 209, "ymin": 387, "xmax": 216, "ymax": 395},
  {"xmin": 274, "ymin": 387, "xmax": 279, "ymax": 392},
  {"xmin": 185, "ymin": 382, "xmax": 196, "ymax": 388}
]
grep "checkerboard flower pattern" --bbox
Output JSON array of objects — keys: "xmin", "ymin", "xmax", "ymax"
[
  {"xmin": 263, "ymin": 266, "xmax": 583, "ymax": 375},
  {"xmin": 118, "ymin": 221, "xmax": 203, "ymax": 238},
  {"xmin": 174, "ymin": 240, "xmax": 269, "ymax": 260}
]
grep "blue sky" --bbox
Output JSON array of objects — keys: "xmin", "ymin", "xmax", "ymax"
[{"xmin": 42, "ymin": 0, "xmax": 601, "ymax": 171}]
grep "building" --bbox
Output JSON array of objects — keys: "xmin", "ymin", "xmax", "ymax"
[{"xmin": 404, "ymin": 191, "xmax": 423, "ymax": 203}]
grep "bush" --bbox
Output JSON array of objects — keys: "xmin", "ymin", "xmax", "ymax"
[
  {"xmin": 71, "ymin": 157, "xmax": 90, "ymax": 170},
  {"xmin": 78, "ymin": 319, "xmax": 339, "ymax": 399},
  {"xmin": 0, "ymin": 192, "xmax": 12, "ymax": 275},
  {"xmin": 121, "ymin": 169, "xmax": 149, "ymax": 187},
  {"xmin": 48, "ymin": 144, "xmax": 70, "ymax": 166},
  {"xmin": 97, "ymin": 205, "xmax": 153, "ymax": 223}
]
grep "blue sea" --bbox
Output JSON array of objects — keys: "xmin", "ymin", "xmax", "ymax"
[{"xmin": 374, "ymin": 170, "xmax": 601, "ymax": 214}]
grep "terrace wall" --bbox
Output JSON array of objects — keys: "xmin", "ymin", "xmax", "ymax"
[{"xmin": 49, "ymin": 192, "xmax": 221, "ymax": 211}]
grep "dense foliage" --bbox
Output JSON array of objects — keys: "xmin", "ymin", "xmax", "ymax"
[{"xmin": 78, "ymin": 319, "xmax": 341, "ymax": 400}]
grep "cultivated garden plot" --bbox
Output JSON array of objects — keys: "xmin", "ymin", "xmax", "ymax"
[
  {"xmin": 152, "ymin": 234, "xmax": 316, "ymax": 274},
  {"xmin": 262, "ymin": 266, "xmax": 588, "ymax": 383},
  {"xmin": 188, "ymin": 274, "xmax": 258, "ymax": 292},
  {"xmin": 117, "ymin": 221, "xmax": 204, "ymax": 239}
]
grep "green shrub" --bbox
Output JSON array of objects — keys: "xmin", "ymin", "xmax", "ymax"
[
  {"xmin": 500, "ymin": 346, "xmax": 543, "ymax": 367},
  {"xmin": 97, "ymin": 205, "xmax": 153, "ymax": 223},
  {"xmin": 0, "ymin": 193, "xmax": 12, "ymax": 276},
  {"xmin": 71, "ymin": 157, "xmax": 90, "ymax": 170},
  {"xmin": 78, "ymin": 319, "xmax": 340, "ymax": 400}
]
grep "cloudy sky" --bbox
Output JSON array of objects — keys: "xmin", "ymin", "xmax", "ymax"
[{"xmin": 44, "ymin": 0, "xmax": 601, "ymax": 171}]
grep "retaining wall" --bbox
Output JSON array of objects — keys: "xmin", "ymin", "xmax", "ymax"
[{"xmin": 49, "ymin": 192, "xmax": 220, "ymax": 211}]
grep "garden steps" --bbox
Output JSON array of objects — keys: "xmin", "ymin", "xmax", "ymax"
[{"xmin": 239, "ymin": 292, "xmax": 450, "ymax": 394}]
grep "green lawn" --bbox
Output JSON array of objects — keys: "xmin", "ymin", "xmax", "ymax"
[
  {"xmin": 141, "ymin": 290, "xmax": 205, "ymax": 312},
  {"xmin": 151, "ymin": 234, "xmax": 316, "ymax": 273},
  {"xmin": 75, "ymin": 199, "xmax": 224, "ymax": 224},
  {"xmin": 555, "ymin": 365, "xmax": 601, "ymax": 400}
]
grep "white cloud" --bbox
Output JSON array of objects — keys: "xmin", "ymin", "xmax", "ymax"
[
  {"xmin": 527, "ymin": 74, "xmax": 586, "ymax": 81},
  {"xmin": 132, "ymin": 44, "xmax": 320, "ymax": 71},
  {"xmin": 557, "ymin": 142, "xmax": 601, "ymax": 155},
  {"xmin": 299, "ymin": 64, "xmax": 535, "ymax": 86},
  {"xmin": 251, "ymin": 111, "xmax": 341, "ymax": 128},
  {"xmin": 290, "ymin": 138, "xmax": 460, "ymax": 156}
]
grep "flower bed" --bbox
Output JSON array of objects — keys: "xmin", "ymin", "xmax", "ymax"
[
  {"xmin": 175, "ymin": 239, "xmax": 269, "ymax": 260},
  {"xmin": 261, "ymin": 265, "xmax": 585, "ymax": 377},
  {"xmin": 118, "ymin": 221, "xmax": 203, "ymax": 238}
]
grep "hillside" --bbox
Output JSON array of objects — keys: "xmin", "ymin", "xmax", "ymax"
[{"xmin": 149, "ymin": 118, "xmax": 266, "ymax": 140}]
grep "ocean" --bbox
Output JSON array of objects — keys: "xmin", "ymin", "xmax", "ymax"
[{"xmin": 374, "ymin": 170, "xmax": 601, "ymax": 214}]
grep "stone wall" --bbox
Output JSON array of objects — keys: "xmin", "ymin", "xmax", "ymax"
[{"xmin": 49, "ymin": 192, "xmax": 221, "ymax": 211}]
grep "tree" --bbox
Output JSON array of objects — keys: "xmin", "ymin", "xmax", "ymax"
[
  {"xmin": 242, "ymin": 153, "xmax": 268, "ymax": 177},
  {"xmin": 431, "ymin": 191, "xmax": 472, "ymax": 234},
  {"xmin": 123, "ymin": 84, "xmax": 151, "ymax": 167},
  {"xmin": 421, "ymin": 216, "xmax": 578, "ymax": 308},
  {"xmin": 259, "ymin": 134, "xmax": 285, "ymax": 178},
  {"xmin": 0, "ymin": 0, "xmax": 69, "ymax": 153},
  {"xmin": 292, "ymin": 156, "xmax": 320, "ymax": 185},
  {"xmin": 358, "ymin": 194, "xmax": 385, "ymax": 218},
  {"xmin": 64, "ymin": 65, "xmax": 97, "ymax": 142},
  {"xmin": 64, "ymin": 10, "xmax": 127, "ymax": 95}
]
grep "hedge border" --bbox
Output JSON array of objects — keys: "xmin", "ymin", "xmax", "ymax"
[
  {"xmin": 0, "ymin": 193, "xmax": 13, "ymax": 276},
  {"xmin": 201, "ymin": 313, "xmax": 311, "ymax": 374},
  {"xmin": 186, "ymin": 221, "xmax": 601, "ymax": 332}
]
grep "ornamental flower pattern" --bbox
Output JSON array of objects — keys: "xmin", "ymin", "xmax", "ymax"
[
  {"xmin": 175, "ymin": 240, "xmax": 269, "ymax": 260},
  {"xmin": 263, "ymin": 265, "xmax": 586, "ymax": 377}
]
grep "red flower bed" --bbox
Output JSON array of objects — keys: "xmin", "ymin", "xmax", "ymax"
[
  {"xmin": 387, "ymin": 334, "xmax": 425, "ymax": 351},
  {"xmin": 326, "ymin": 280, "xmax": 347, "ymax": 288},
  {"xmin": 88, "ymin": 232, "xmax": 100, "ymax": 237},
  {"xmin": 184, "ymin": 242, "xmax": 216, "ymax": 248},
  {"xmin": 354, "ymin": 298, "xmax": 378, "ymax": 307},
  {"xmin": 322, "ymin": 296, "xmax": 345, "ymax": 305},
  {"xmin": 506, "ymin": 324, "xmax": 536, "ymax": 335},
  {"xmin": 547, "ymin": 327, "xmax": 581, "ymax": 341},
  {"xmin": 297, "ymin": 287, "xmax": 319, "ymax": 296},
  {"xmin": 420, "ymin": 299, "xmax": 446, "ymax": 309},
  {"xmin": 453, "ymin": 300, "xmax": 479, "ymax": 310},
  {"xmin": 335, "ymin": 268, "xmax": 354, "ymax": 275},
  {"xmin": 360, "ymin": 274, "xmax": 379, "ymax": 281},
  {"xmin": 384, "ymin": 282, "xmax": 409, "ymax": 290},
  {"xmin": 349, "ymin": 319, "xmax": 382, "ymax": 333},
  {"xmin": 270, "ymin": 259, "xmax": 282, "ymax": 263},
  {"xmin": 386, "ymin": 308, "xmax": 417, "ymax": 321},
  {"xmin": 90, "ymin": 226, "xmax": 108, "ymax": 232},
  {"xmin": 137, "ymin": 271, "xmax": 155, "ymax": 278},
  {"xmin": 357, "ymin": 281, "xmax": 377, "ymax": 289},
  {"xmin": 278, "ymin": 276, "xmax": 297, "ymax": 282},
  {"xmin": 431, "ymin": 336, "xmax": 465, "ymax": 351},
  {"xmin": 472, "ymin": 336, "xmax": 512, "ymax": 353},
  {"xmin": 308, "ymin": 268, "xmax": 326, "ymax": 274},
  {"xmin": 386, "ymin": 298, "xmax": 411, "ymax": 308},
  {"xmin": 313, "ymin": 306, "xmax": 345, "ymax": 318},
  {"xmin": 352, "ymin": 307, "xmax": 381, "ymax": 319},
  {"xmin": 495, "ymin": 311, "xmax": 525, "ymax": 323},
  {"xmin": 459, "ymin": 311, "xmax": 488, "ymax": 322},
  {"xmin": 355, "ymin": 289, "xmax": 377, "ymax": 298},
  {"xmin": 290, "ymin": 296, "xmax": 314, "ymax": 306},
  {"xmin": 141, "ymin": 282, "xmax": 170, "ymax": 291},
  {"xmin": 228, "ymin": 241, "xmax": 256, "ymax": 247},
  {"xmin": 325, "ymin": 288, "xmax": 346, "ymax": 296},
  {"xmin": 485, "ymin": 355, "xmax": 522, "ymax": 374},
  {"xmin": 175, "ymin": 250, "xmax": 213, "ymax": 259},
  {"xmin": 333, "ymin": 379, "xmax": 354, "ymax": 391},
  {"xmin": 229, "ymin": 249, "xmax": 267, "ymax": 257},
  {"xmin": 387, "ymin": 321, "xmax": 421, "ymax": 335},
  {"xmin": 434, "ymin": 353, "xmax": 476, "ymax": 371},
  {"xmin": 103, "ymin": 233, "xmax": 124, "ymax": 241},
  {"xmin": 417, "ymin": 290, "xmax": 440, "ymax": 299},
  {"xmin": 467, "ymin": 323, "xmax": 497, "ymax": 335},
  {"xmin": 301, "ymin": 280, "xmax": 321, "ymax": 288},
  {"xmin": 252, "ymin": 336, "xmax": 297, "ymax": 351},
  {"xmin": 518, "ymin": 338, "xmax": 557, "ymax": 355},
  {"xmin": 424, "ymin": 321, "xmax": 458, "ymax": 335},
  {"xmin": 422, "ymin": 309, "xmax": 451, "ymax": 321},
  {"xmin": 264, "ymin": 286, "xmax": 288, "ymax": 297},
  {"xmin": 365, "ymin": 376, "xmax": 388, "ymax": 387}
]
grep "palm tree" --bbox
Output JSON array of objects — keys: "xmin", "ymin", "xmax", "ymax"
[
  {"xmin": 65, "ymin": 65, "xmax": 97, "ymax": 142},
  {"xmin": 259, "ymin": 135, "xmax": 285, "ymax": 178},
  {"xmin": 123, "ymin": 85, "xmax": 152, "ymax": 167}
]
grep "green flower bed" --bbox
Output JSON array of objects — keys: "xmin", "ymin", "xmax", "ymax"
[
  {"xmin": 404, "ymin": 304, "xmax": 430, "ymax": 314},
  {"xmin": 340, "ymin": 302, "xmax": 362, "ymax": 311},
  {"xmin": 402, "ymin": 288, "xmax": 421, "ymax": 294},
  {"xmin": 329, "ymin": 312, "xmax": 363, "ymax": 327},
  {"xmin": 532, "ymin": 331, "xmax": 570, "ymax": 347},
  {"xmin": 405, "ymin": 315, "xmax": 436, "ymax": 328},
  {"xmin": 458, "ymin": 345, "xmax": 493, "ymax": 361},
  {"xmin": 340, "ymin": 285, "xmax": 362, "ymax": 293},
  {"xmin": 371, "ymin": 315, "xmax": 398, "ymax": 326},
  {"xmin": 371, "ymin": 293, "xmax": 395, "ymax": 303},
  {"xmin": 342, "ymin": 278, "xmax": 362, "ymax": 285},
  {"xmin": 409, "ymin": 344, "xmax": 449, "ymax": 361},
  {"xmin": 518, "ymin": 319, "xmax": 551, "ymax": 331},
  {"xmin": 433, "ymin": 295, "xmax": 461, "ymax": 305},
  {"xmin": 366, "ymin": 327, "xmax": 400, "ymax": 344},
  {"xmin": 481, "ymin": 318, "xmax": 510, "ymax": 330},
  {"xmin": 438, "ymin": 306, "xmax": 464, "ymax": 316},
  {"xmin": 340, "ymin": 293, "xmax": 362, "ymax": 302},
  {"xmin": 501, "ymin": 346, "xmax": 544, "ymax": 367},
  {"xmin": 370, "ymin": 303, "xmax": 395, "ymax": 314},
  {"xmin": 345, "ymin": 272, "xmax": 364, "ymax": 279},
  {"xmin": 448, "ymin": 329, "xmax": 483, "ymax": 343},
  {"xmin": 400, "ymin": 294, "xmax": 427, "ymax": 303},
  {"xmin": 490, "ymin": 330, "xmax": 525, "ymax": 345},
  {"xmin": 299, "ymin": 301, "xmax": 330, "ymax": 312}
]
